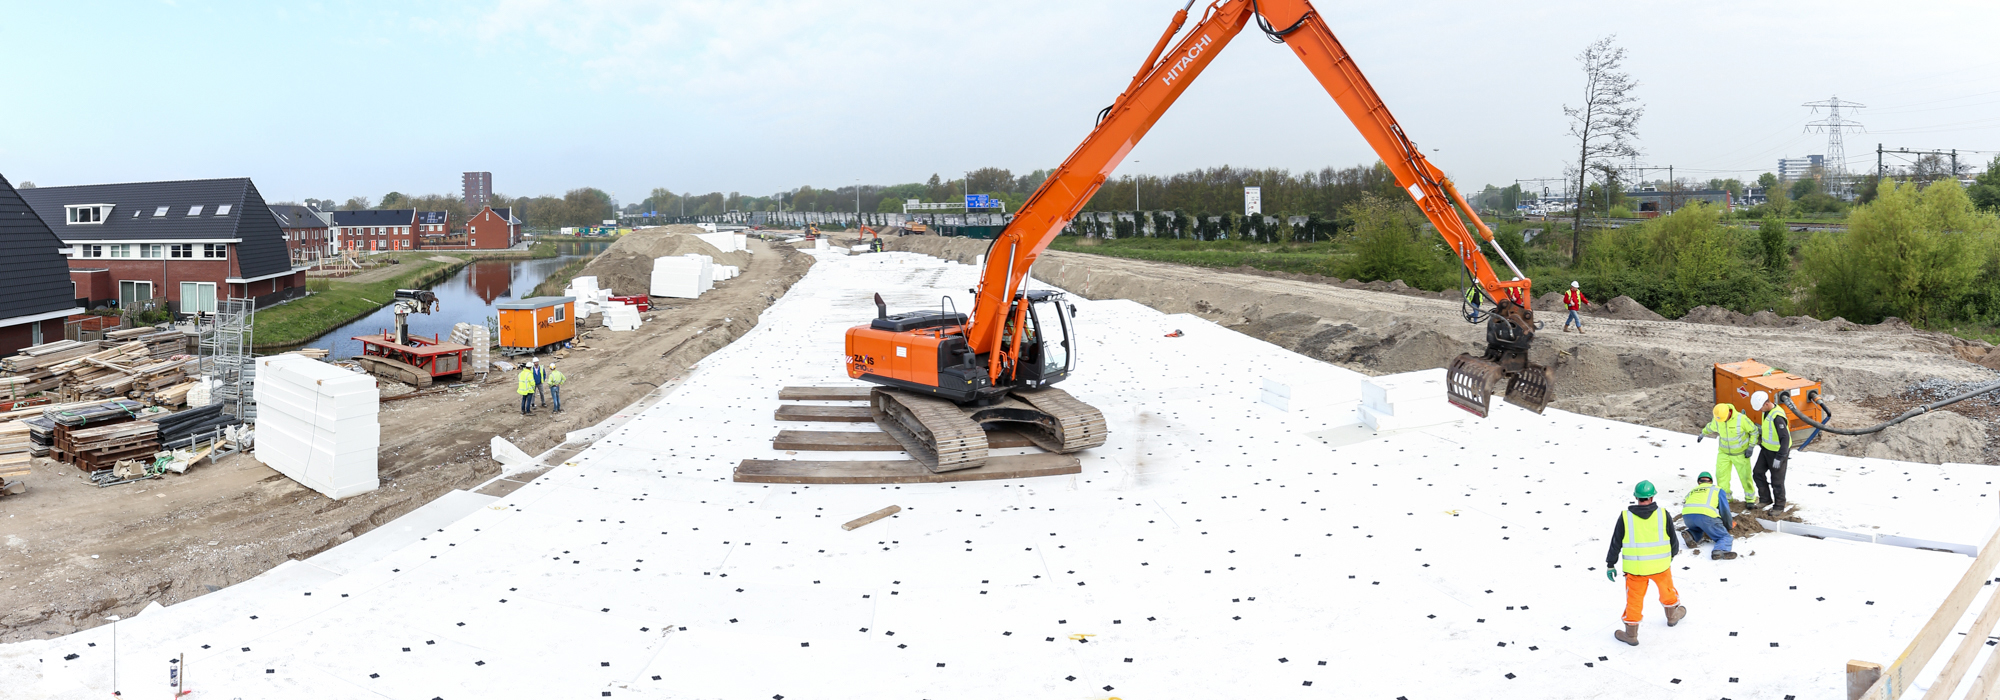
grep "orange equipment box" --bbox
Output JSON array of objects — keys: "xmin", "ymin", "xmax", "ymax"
[
  {"xmin": 497, "ymin": 296, "xmax": 576, "ymax": 352},
  {"xmin": 1712, "ymin": 359, "xmax": 1825, "ymax": 443}
]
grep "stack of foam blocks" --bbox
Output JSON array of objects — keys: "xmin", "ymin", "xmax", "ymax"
[
  {"xmin": 252, "ymin": 354, "xmax": 380, "ymax": 499},
  {"xmin": 651, "ymin": 256, "xmax": 706, "ymax": 300},
  {"xmin": 686, "ymin": 254, "xmax": 715, "ymax": 292},
  {"xmin": 450, "ymin": 323, "xmax": 491, "ymax": 374},
  {"xmin": 564, "ymin": 276, "xmax": 604, "ymax": 315},
  {"xmin": 603, "ymin": 302, "xmax": 643, "ymax": 331},
  {"xmin": 1358, "ymin": 368, "xmax": 1465, "ymax": 432},
  {"xmin": 1259, "ymin": 370, "xmax": 1359, "ymax": 413}
]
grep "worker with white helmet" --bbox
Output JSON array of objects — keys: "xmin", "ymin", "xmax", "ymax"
[
  {"xmin": 1748, "ymin": 390, "xmax": 1792, "ymax": 510},
  {"xmin": 1561, "ymin": 280, "xmax": 1590, "ymax": 334}
]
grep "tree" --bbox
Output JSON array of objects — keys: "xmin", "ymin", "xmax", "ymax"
[
  {"xmin": 1757, "ymin": 217, "xmax": 1788, "ymax": 274},
  {"xmin": 1338, "ymin": 194, "xmax": 1450, "ymax": 288},
  {"xmin": 379, "ymin": 192, "xmax": 409, "ymax": 209},
  {"xmin": 1799, "ymin": 179, "xmax": 1999, "ymax": 325},
  {"xmin": 17, "ymin": 181, "xmax": 33, "ymax": 189},
  {"xmin": 1970, "ymin": 155, "xmax": 2000, "ymax": 212},
  {"xmin": 1857, "ymin": 176, "xmax": 1884, "ymax": 205},
  {"xmin": 1563, "ymin": 35, "xmax": 1644, "ymax": 263},
  {"xmin": 340, "ymin": 196, "xmax": 372, "ymax": 211},
  {"xmin": 1788, "ymin": 177, "xmax": 1820, "ymax": 201}
]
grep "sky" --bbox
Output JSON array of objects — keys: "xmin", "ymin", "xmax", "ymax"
[{"xmin": 4, "ymin": 0, "xmax": 2000, "ymax": 206}]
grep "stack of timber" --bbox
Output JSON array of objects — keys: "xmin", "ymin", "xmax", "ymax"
[
  {"xmin": 148, "ymin": 402, "xmax": 238, "ymax": 450},
  {"xmin": 47, "ymin": 399, "xmax": 144, "ymax": 466},
  {"xmin": 60, "ymin": 420, "xmax": 160, "ymax": 472},
  {"xmin": 21, "ymin": 416, "xmax": 53, "ymax": 457},
  {"xmin": 0, "ymin": 340, "xmax": 106, "ymax": 396},
  {"xmin": 105, "ymin": 327, "xmax": 188, "ymax": 359},
  {"xmin": 55, "ymin": 342, "xmax": 151, "ymax": 397},
  {"xmin": 0, "ymin": 420, "xmax": 29, "ymax": 473}
]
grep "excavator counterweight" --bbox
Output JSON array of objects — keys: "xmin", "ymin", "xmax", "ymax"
[{"xmin": 848, "ymin": 0, "xmax": 1552, "ymax": 472}]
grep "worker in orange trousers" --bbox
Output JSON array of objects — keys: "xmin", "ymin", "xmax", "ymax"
[{"xmin": 1606, "ymin": 480, "xmax": 1686, "ymax": 645}]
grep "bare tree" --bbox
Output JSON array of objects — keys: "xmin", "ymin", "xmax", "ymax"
[{"xmin": 1564, "ymin": 36, "xmax": 1643, "ymax": 263}]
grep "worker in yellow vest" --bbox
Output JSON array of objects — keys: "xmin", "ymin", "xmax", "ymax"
[
  {"xmin": 1749, "ymin": 391, "xmax": 1792, "ymax": 511},
  {"xmin": 1606, "ymin": 480, "xmax": 1685, "ymax": 646},
  {"xmin": 546, "ymin": 362, "xmax": 566, "ymax": 414},
  {"xmin": 1699, "ymin": 403, "xmax": 1757, "ymax": 506},
  {"xmin": 1679, "ymin": 472, "xmax": 1735, "ymax": 560},
  {"xmin": 517, "ymin": 363, "xmax": 537, "ymax": 415}
]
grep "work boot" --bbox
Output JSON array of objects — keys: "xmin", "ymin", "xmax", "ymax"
[
  {"xmin": 1614, "ymin": 623, "xmax": 1639, "ymax": 646},
  {"xmin": 1712, "ymin": 551, "xmax": 1737, "ymax": 560},
  {"xmin": 1562, "ymin": 327, "xmax": 1573, "ymax": 333},
  {"xmin": 1682, "ymin": 531, "xmax": 1700, "ymax": 549},
  {"xmin": 1665, "ymin": 604, "xmax": 1687, "ymax": 627},
  {"xmin": 1772, "ymin": 501, "xmax": 1787, "ymax": 512}
]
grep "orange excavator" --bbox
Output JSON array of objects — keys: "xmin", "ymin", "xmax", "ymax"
[{"xmin": 845, "ymin": 0, "xmax": 1550, "ymax": 472}]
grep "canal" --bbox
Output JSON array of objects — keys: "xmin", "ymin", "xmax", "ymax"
[{"xmin": 289, "ymin": 252, "xmax": 594, "ymax": 359}]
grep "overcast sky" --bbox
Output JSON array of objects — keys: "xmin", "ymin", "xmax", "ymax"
[{"xmin": 5, "ymin": 0, "xmax": 1999, "ymax": 206}]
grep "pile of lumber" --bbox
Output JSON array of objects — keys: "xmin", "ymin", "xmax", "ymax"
[
  {"xmin": 56, "ymin": 342, "xmax": 151, "ymax": 395},
  {"xmin": 1, "ymin": 340, "xmax": 107, "ymax": 396},
  {"xmin": 105, "ymin": 327, "xmax": 188, "ymax": 359},
  {"xmin": 60, "ymin": 421, "xmax": 160, "ymax": 472},
  {"xmin": 0, "ymin": 420, "xmax": 28, "ymax": 473}
]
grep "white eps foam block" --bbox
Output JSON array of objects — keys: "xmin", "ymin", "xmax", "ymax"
[
  {"xmin": 651, "ymin": 257, "xmax": 705, "ymax": 299},
  {"xmin": 252, "ymin": 354, "xmax": 380, "ymax": 500},
  {"xmin": 1361, "ymin": 367, "xmax": 1448, "ymax": 416}
]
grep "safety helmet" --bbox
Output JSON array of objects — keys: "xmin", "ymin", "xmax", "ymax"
[
  {"xmin": 1571, "ymin": 280, "xmax": 1580, "ymax": 288},
  {"xmin": 1697, "ymin": 471, "xmax": 1713, "ymax": 482},
  {"xmin": 1750, "ymin": 391, "xmax": 1770, "ymax": 411},
  {"xmin": 1712, "ymin": 403, "xmax": 1733, "ymax": 421},
  {"xmin": 1634, "ymin": 480, "xmax": 1657, "ymax": 499}
]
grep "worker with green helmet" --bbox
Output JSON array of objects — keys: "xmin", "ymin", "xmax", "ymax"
[
  {"xmin": 1679, "ymin": 471, "xmax": 1735, "ymax": 560},
  {"xmin": 1606, "ymin": 479, "xmax": 1686, "ymax": 646},
  {"xmin": 1700, "ymin": 402, "xmax": 1757, "ymax": 507}
]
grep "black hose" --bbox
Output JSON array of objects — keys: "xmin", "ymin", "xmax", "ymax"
[
  {"xmin": 1095, "ymin": 104, "xmax": 1114, "ymax": 127},
  {"xmin": 1250, "ymin": 0, "xmax": 1310, "ymax": 43},
  {"xmin": 1781, "ymin": 381, "xmax": 2000, "ymax": 436}
]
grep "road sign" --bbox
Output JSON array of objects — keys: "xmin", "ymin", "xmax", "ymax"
[
  {"xmin": 965, "ymin": 194, "xmax": 999, "ymax": 209},
  {"xmin": 1244, "ymin": 187, "xmax": 1262, "ymax": 215}
]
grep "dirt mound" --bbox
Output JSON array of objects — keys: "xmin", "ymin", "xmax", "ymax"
[
  {"xmin": 1599, "ymin": 296, "xmax": 1666, "ymax": 321},
  {"xmin": 1861, "ymin": 410, "xmax": 1990, "ymax": 464},
  {"xmin": 1680, "ymin": 305, "xmax": 1748, "ymax": 325},
  {"xmin": 577, "ymin": 231, "xmax": 750, "ymax": 297}
]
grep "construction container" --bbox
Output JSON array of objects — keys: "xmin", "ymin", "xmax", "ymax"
[
  {"xmin": 1713, "ymin": 359, "xmax": 1826, "ymax": 444},
  {"xmin": 496, "ymin": 296, "xmax": 577, "ymax": 354}
]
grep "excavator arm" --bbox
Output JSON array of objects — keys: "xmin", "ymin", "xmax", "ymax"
[{"xmin": 966, "ymin": 0, "xmax": 1547, "ymax": 414}]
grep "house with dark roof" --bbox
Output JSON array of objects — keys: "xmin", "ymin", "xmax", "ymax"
[
  {"xmin": 0, "ymin": 173, "xmax": 83, "ymax": 355},
  {"xmin": 269, "ymin": 203, "xmax": 331, "ymax": 264},
  {"xmin": 329, "ymin": 209, "xmax": 417, "ymax": 252},
  {"xmin": 416, "ymin": 210, "xmax": 452, "ymax": 247},
  {"xmin": 17, "ymin": 177, "xmax": 307, "ymax": 313},
  {"xmin": 464, "ymin": 206, "xmax": 524, "ymax": 249}
]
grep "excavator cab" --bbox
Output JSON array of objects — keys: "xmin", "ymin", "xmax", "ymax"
[{"xmin": 1001, "ymin": 290, "xmax": 1076, "ymax": 389}]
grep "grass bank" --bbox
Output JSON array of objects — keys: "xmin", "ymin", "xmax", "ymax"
[
  {"xmin": 532, "ymin": 253, "xmax": 601, "ymax": 297},
  {"xmin": 1049, "ymin": 236, "xmax": 1351, "ymax": 278},
  {"xmin": 253, "ymin": 255, "xmax": 468, "ymax": 348}
]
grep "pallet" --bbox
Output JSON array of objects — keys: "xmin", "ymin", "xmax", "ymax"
[
  {"xmin": 733, "ymin": 453, "xmax": 1081, "ymax": 484},
  {"xmin": 774, "ymin": 405, "xmax": 873, "ymax": 422},
  {"xmin": 777, "ymin": 386, "xmax": 873, "ymax": 401},
  {"xmin": 773, "ymin": 429, "xmax": 1035, "ymax": 452}
]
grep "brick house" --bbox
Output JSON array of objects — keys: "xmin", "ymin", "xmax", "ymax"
[
  {"xmin": 416, "ymin": 210, "xmax": 451, "ymax": 248},
  {"xmin": 18, "ymin": 177, "xmax": 307, "ymax": 313},
  {"xmin": 0, "ymin": 173, "xmax": 83, "ymax": 355},
  {"xmin": 464, "ymin": 206, "xmax": 524, "ymax": 249},
  {"xmin": 269, "ymin": 203, "xmax": 332, "ymax": 264},
  {"xmin": 330, "ymin": 209, "xmax": 418, "ymax": 252}
]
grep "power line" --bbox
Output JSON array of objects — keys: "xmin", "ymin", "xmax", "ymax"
[{"xmin": 1804, "ymin": 96, "xmax": 1865, "ymax": 183}]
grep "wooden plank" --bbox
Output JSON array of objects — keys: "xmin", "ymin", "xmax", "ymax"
[
  {"xmin": 841, "ymin": 505, "xmax": 901, "ymax": 531},
  {"xmin": 774, "ymin": 405, "xmax": 873, "ymax": 422},
  {"xmin": 1925, "ymin": 582, "xmax": 2000, "ymax": 700},
  {"xmin": 773, "ymin": 429, "xmax": 1036, "ymax": 451},
  {"xmin": 778, "ymin": 386, "xmax": 873, "ymax": 401},
  {"xmin": 1854, "ymin": 505, "xmax": 2000, "ymax": 700},
  {"xmin": 733, "ymin": 453, "xmax": 1080, "ymax": 484}
]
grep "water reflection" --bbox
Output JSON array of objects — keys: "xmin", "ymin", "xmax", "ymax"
[{"xmin": 284, "ymin": 255, "xmax": 581, "ymax": 358}]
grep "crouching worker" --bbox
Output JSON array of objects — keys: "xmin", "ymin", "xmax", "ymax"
[{"xmin": 1679, "ymin": 472, "xmax": 1735, "ymax": 560}]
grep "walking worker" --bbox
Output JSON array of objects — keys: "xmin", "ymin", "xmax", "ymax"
[
  {"xmin": 516, "ymin": 362, "xmax": 536, "ymax": 415},
  {"xmin": 1463, "ymin": 286, "xmax": 1484, "ymax": 322},
  {"xmin": 1679, "ymin": 472, "xmax": 1735, "ymax": 560},
  {"xmin": 1606, "ymin": 480, "xmax": 1685, "ymax": 646},
  {"xmin": 1561, "ymin": 281, "xmax": 1590, "ymax": 334},
  {"xmin": 1749, "ymin": 391, "xmax": 1792, "ymax": 511},
  {"xmin": 1699, "ymin": 403, "xmax": 1757, "ymax": 506},
  {"xmin": 546, "ymin": 362, "xmax": 567, "ymax": 414}
]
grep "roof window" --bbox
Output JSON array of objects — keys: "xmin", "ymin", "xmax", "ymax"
[
  {"xmin": 154, "ymin": 206, "xmax": 169, "ymax": 216},
  {"xmin": 216, "ymin": 204, "xmax": 232, "ymax": 215},
  {"xmin": 188, "ymin": 205, "xmax": 204, "ymax": 216},
  {"xmin": 64, "ymin": 204, "xmax": 114, "ymax": 224}
]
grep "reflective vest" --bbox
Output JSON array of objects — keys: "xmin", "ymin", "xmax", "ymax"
[
  {"xmin": 547, "ymin": 370, "xmax": 566, "ymax": 386},
  {"xmin": 1464, "ymin": 287, "xmax": 1480, "ymax": 305},
  {"xmin": 1705, "ymin": 413, "xmax": 1752, "ymax": 455},
  {"xmin": 1563, "ymin": 288, "xmax": 1586, "ymax": 310},
  {"xmin": 517, "ymin": 369, "xmax": 535, "ymax": 396},
  {"xmin": 1682, "ymin": 485, "xmax": 1721, "ymax": 519},
  {"xmin": 1620, "ymin": 509, "xmax": 1672, "ymax": 576},
  {"xmin": 1760, "ymin": 406, "xmax": 1786, "ymax": 451}
]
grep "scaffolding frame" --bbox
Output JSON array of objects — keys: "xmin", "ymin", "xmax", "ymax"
[{"xmin": 199, "ymin": 298, "xmax": 256, "ymax": 421}]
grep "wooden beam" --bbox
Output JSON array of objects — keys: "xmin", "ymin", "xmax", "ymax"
[
  {"xmin": 733, "ymin": 453, "xmax": 1080, "ymax": 484},
  {"xmin": 1923, "ymin": 581, "xmax": 2000, "ymax": 700},
  {"xmin": 773, "ymin": 405, "xmax": 874, "ymax": 422},
  {"xmin": 1848, "ymin": 661, "xmax": 1883, "ymax": 700},
  {"xmin": 1853, "ymin": 504, "xmax": 2000, "ymax": 700},
  {"xmin": 841, "ymin": 505, "xmax": 901, "ymax": 531},
  {"xmin": 777, "ymin": 386, "xmax": 873, "ymax": 401},
  {"xmin": 772, "ymin": 429, "xmax": 1035, "ymax": 452}
]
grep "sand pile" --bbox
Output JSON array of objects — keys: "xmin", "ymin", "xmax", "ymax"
[{"xmin": 577, "ymin": 231, "xmax": 751, "ymax": 297}]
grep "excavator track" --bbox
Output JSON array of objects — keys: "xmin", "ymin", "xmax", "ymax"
[
  {"xmin": 1004, "ymin": 387, "xmax": 1109, "ymax": 454},
  {"xmin": 870, "ymin": 389, "xmax": 989, "ymax": 473}
]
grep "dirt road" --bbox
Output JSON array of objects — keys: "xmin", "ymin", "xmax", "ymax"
[
  {"xmin": 0, "ymin": 239, "xmax": 812, "ymax": 642},
  {"xmin": 882, "ymin": 235, "xmax": 1998, "ymax": 464}
]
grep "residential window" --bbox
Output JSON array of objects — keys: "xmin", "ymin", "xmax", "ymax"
[
  {"xmin": 108, "ymin": 244, "xmax": 132, "ymax": 259},
  {"xmin": 141, "ymin": 244, "xmax": 163, "ymax": 259},
  {"xmin": 82, "ymin": 244, "xmax": 103, "ymax": 258},
  {"xmin": 66, "ymin": 205, "xmax": 112, "ymax": 223},
  {"xmin": 203, "ymin": 244, "xmax": 226, "ymax": 259},
  {"xmin": 170, "ymin": 244, "xmax": 193, "ymax": 258},
  {"xmin": 188, "ymin": 205, "xmax": 204, "ymax": 216},
  {"xmin": 119, "ymin": 280, "xmax": 154, "ymax": 307},
  {"xmin": 179, "ymin": 282, "xmax": 217, "ymax": 314},
  {"xmin": 215, "ymin": 205, "xmax": 232, "ymax": 215}
]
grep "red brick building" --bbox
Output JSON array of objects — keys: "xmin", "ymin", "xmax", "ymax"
[
  {"xmin": 330, "ymin": 209, "xmax": 418, "ymax": 252},
  {"xmin": 464, "ymin": 206, "xmax": 524, "ymax": 249},
  {"xmin": 269, "ymin": 203, "xmax": 332, "ymax": 264},
  {"xmin": 18, "ymin": 177, "xmax": 308, "ymax": 313},
  {"xmin": 0, "ymin": 173, "xmax": 81, "ymax": 354}
]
